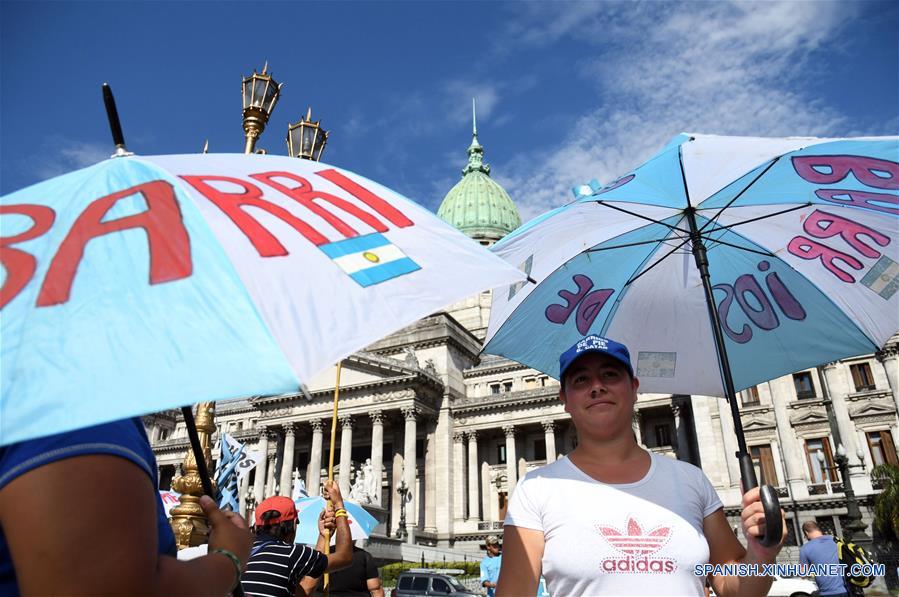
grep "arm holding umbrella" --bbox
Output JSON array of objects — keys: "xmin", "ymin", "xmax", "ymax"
[
  {"xmin": 704, "ymin": 486, "xmax": 787, "ymax": 597},
  {"xmin": 0, "ymin": 450, "xmax": 251, "ymax": 595}
]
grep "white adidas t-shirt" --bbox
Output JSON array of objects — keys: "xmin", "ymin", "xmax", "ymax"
[{"xmin": 505, "ymin": 452, "xmax": 722, "ymax": 597}]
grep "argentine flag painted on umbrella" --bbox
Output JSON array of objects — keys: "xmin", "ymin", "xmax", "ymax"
[
  {"xmin": 0, "ymin": 153, "xmax": 526, "ymax": 446},
  {"xmin": 320, "ymin": 232, "xmax": 420, "ymax": 287}
]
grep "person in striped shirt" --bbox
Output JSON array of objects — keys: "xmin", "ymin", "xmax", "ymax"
[{"xmin": 243, "ymin": 480, "xmax": 352, "ymax": 597}]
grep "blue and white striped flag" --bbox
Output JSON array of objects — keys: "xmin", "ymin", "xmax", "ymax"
[
  {"xmin": 319, "ymin": 232, "xmax": 420, "ymax": 287},
  {"xmin": 215, "ymin": 433, "xmax": 246, "ymax": 512}
]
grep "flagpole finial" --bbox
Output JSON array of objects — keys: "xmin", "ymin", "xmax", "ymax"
[
  {"xmin": 262, "ymin": 60, "xmax": 268, "ymax": 75},
  {"xmin": 472, "ymin": 97, "xmax": 478, "ymax": 137}
]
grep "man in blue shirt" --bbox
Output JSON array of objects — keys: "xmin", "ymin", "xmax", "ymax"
[
  {"xmin": 799, "ymin": 521, "xmax": 848, "ymax": 597},
  {"xmin": 480, "ymin": 535, "xmax": 502, "ymax": 597}
]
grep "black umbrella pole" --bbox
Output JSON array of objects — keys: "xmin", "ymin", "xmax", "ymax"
[
  {"xmin": 102, "ymin": 83, "xmax": 128, "ymax": 154},
  {"xmin": 181, "ymin": 406, "xmax": 215, "ymax": 498},
  {"xmin": 686, "ymin": 209, "xmax": 783, "ymax": 547}
]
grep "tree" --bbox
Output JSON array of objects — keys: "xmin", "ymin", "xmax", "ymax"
[
  {"xmin": 871, "ymin": 464, "xmax": 899, "ymax": 592},
  {"xmin": 872, "ymin": 464, "xmax": 899, "ymax": 540}
]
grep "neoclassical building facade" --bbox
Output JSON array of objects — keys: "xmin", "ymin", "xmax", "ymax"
[{"xmin": 147, "ymin": 124, "xmax": 899, "ymax": 558}]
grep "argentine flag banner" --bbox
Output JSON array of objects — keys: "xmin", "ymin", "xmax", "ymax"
[{"xmin": 319, "ymin": 232, "xmax": 421, "ymax": 287}]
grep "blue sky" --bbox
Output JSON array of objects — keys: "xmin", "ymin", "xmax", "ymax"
[{"xmin": 2, "ymin": 1, "xmax": 897, "ymax": 221}]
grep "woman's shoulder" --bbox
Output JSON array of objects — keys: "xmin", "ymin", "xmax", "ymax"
[
  {"xmin": 519, "ymin": 455, "xmax": 580, "ymax": 484},
  {"xmin": 650, "ymin": 452, "xmax": 711, "ymax": 484}
]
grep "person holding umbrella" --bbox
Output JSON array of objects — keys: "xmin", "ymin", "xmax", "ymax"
[
  {"xmin": 242, "ymin": 480, "xmax": 352, "ymax": 597},
  {"xmin": 0, "ymin": 416, "xmax": 252, "ymax": 596},
  {"xmin": 497, "ymin": 335, "xmax": 786, "ymax": 597}
]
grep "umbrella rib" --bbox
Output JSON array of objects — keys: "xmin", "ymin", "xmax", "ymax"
[
  {"xmin": 701, "ymin": 236, "xmax": 777, "ymax": 258},
  {"xmin": 699, "ymin": 202, "xmax": 814, "ymax": 232},
  {"xmin": 592, "ymin": 200, "xmax": 690, "ymax": 234},
  {"xmin": 584, "ymin": 238, "xmax": 680, "ymax": 253},
  {"xmin": 622, "ymin": 236, "xmax": 692, "ymax": 288},
  {"xmin": 697, "ymin": 157, "xmax": 781, "ymax": 233}
]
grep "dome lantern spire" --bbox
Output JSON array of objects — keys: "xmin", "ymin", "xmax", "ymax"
[
  {"xmin": 437, "ymin": 99, "xmax": 521, "ymax": 245},
  {"xmin": 463, "ymin": 98, "xmax": 490, "ymax": 176}
]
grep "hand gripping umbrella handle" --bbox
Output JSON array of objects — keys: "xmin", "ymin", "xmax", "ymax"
[{"xmin": 738, "ymin": 454, "xmax": 783, "ymax": 548}]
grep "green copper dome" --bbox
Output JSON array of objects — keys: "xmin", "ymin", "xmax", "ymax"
[{"xmin": 437, "ymin": 102, "xmax": 521, "ymax": 245}]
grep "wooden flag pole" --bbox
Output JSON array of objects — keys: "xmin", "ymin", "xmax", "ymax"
[{"xmin": 322, "ymin": 362, "xmax": 342, "ymax": 597}]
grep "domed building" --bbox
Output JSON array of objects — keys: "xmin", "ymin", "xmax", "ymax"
[
  {"xmin": 439, "ymin": 104, "xmax": 521, "ymax": 337},
  {"xmin": 437, "ymin": 104, "xmax": 521, "ymax": 247}
]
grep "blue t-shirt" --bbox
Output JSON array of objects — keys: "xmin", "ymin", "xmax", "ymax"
[
  {"xmin": 480, "ymin": 553, "xmax": 545, "ymax": 596},
  {"xmin": 0, "ymin": 417, "xmax": 176, "ymax": 596},
  {"xmin": 799, "ymin": 535, "xmax": 846, "ymax": 595},
  {"xmin": 480, "ymin": 554, "xmax": 501, "ymax": 597}
]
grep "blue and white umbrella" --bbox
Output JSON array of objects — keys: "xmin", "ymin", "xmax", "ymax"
[
  {"xmin": 484, "ymin": 133, "xmax": 899, "ymax": 545},
  {"xmin": 293, "ymin": 496, "xmax": 377, "ymax": 545}
]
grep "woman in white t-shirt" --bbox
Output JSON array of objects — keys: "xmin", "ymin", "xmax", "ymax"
[{"xmin": 497, "ymin": 335, "xmax": 785, "ymax": 597}]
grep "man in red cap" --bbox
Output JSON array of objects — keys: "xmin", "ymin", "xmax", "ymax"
[{"xmin": 243, "ymin": 480, "xmax": 352, "ymax": 597}]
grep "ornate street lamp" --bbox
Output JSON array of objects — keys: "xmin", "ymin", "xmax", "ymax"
[
  {"xmin": 816, "ymin": 366, "xmax": 871, "ymax": 545},
  {"xmin": 396, "ymin": 478, "xmax": 411, "ymax": 540},
  {"xmin": 241, "ymin": 63, "xmax": 282, "ymax": 154},
  {"xmin": 287, "ymin": 107, "xmax": 329, "ymax": 161}
]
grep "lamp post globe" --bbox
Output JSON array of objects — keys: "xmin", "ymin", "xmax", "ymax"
[
  {"xmin": 287, "ymin": 106, "xmax": 329, "ymax": 161},
  {"xmin": 241, "ymin": 62, "xmax": 282, "ymax": 154}
]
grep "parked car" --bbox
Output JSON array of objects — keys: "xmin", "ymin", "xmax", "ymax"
[
  {"xmin": 766, "ymin": 575, "xmax": 818, "ymax": 597},
  {"xmin": 391, "ymin": 569, "xmax": 481, "ymax": 597},
  {"xmin": 710, "ymin": 575, "xmax": 817, "ymax": 597}
]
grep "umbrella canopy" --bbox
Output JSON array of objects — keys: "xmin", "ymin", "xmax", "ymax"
[
  {"xmin": 293, "ymin": 496, "xmax": 377, "ymax": 545},
  {"xmin": 1, "ymin": 153, "xmax": 525, "ymax": 446},
  {"xmin": 485, "ymin": 133, "xmax": 898, "ymax": 396}
]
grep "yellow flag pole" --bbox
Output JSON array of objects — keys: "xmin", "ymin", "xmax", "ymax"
[{"xmin": 323, "ymin": 362, "xmax": 342, "ymax": 597}]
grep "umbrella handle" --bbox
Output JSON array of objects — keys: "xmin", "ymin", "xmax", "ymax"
[{"xmin": 738, "ymin": 454, "xmax": 783, "ymax": 548}]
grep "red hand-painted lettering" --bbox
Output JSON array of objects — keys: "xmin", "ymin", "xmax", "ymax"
[
  {"xmin": 250, "ymin": 171, "xmax": 391, "ymax": 238},
  {"xmin": 787, "ymin": 236, "xmax": 863, "ymax": 283},
  {"xmin": 793, "ymin": 155, "xmax": 899, "ymax": 190},
  {"xmin": 802, "ymin": 210, "xmax": 889, "ymax": 259},
  {"xmin": 0, "ymin": 204, "xmax": 56, "ymax": 309},
  {"xmin": 37, "ymin": 180, "xmax": 192, "ymax": 307},
  {"xmin": 181, "ymin": 175, "xmax": 328, "ymax": 254}
]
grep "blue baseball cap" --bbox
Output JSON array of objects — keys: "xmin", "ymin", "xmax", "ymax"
[{"xmin": 558, "ymin": 334, "xmax": 634, "ymax": 382}]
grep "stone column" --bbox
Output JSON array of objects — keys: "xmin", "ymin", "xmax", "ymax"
[
  {"xmin": 504, "ymin": 425, "xmax": 518, "ymax": 496},
  {"xmin": 480, "ymin": 461, "xmax": 491, "ymax": 522},
  {"xmin": 279, "ymin": 423, "xmax": 297, "ymax": 497},
  {"xmin": 453, "ymin": 432, "xmax": 465, "ymax": 524},
  {"xmin": 768, "ymin": 382, "xmax": 808, "ymax": 498},
  {"xmin": 370, "ymin": 411, "xmax": 384, "ymax": 506},
  {"xmin": 339, "ymin": 415, "xmax": 354, "ymax": 496},
  {"xmin": 239, "ymin": 469, "xmax": 250, "ymax": 517},
  {"xmin": 467, "ymin": 431, "xmax": 480, "ymax": 521},
  {"xmin": 821, "ymin": 364, "xmax": 865, "ymax": 480},
  {"xmin": 716, "ymin": 398, "xmax": 741, "ymax": 490},
  {"xmin": 306, "ymin": 419, "xmax": 323, "ymax": 495},
  {"xmin": 876, "ymin": 344, "xmax": 899, "ymax": 414},
  {"xmin": 253, "ymin": 428, "xmax": 271, "ymax": 504},
  {"xmin": 425, "ymin": 422, "xmax": 437, "ymax": 532},
  {"xmin": 633, "ymin": 410, "xmax": 644, "ymax": 446},
  {"xmin": 391, "ymin": 449, "xmax": 404, "ymax": 537},
  {"xmin": 265, "ymin": 454, "xmax": 277, "ymax": 498},
  {"xmin": 402, "ymin": 407, "xmax": 418, "ymax": 523},
  {"xmin": 150, "ymin": 424, "xmax": 161, "ymax": 443},
  {"xmin": 672, "ymin": 401, "xmax": 691, "ymax": 462},
  {"xmin": 543, "ymin": 421, "xmax": 557, "ymax": 463}
]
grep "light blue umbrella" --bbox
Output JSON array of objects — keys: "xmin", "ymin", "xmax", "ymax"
[
  {"xmin": 293, "ymin": 496, "xmax": 377, "ymax": 545},
  {"xmin": 484, "ymin": 133, "xmax": 899, "ymax": 546}
]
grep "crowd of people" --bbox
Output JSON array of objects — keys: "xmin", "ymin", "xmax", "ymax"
[{"xmin": 17, "ymin": 334, "xmax": 890, "ymax": 597}]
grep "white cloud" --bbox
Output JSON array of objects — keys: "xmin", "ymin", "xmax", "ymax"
[
  {"xmin": 31, "ymin": 140, "xmax": 110, "ymax": 181},
  {"xmin": 494, "ymin": 1, "xmax": 870, "ymax": 222}
]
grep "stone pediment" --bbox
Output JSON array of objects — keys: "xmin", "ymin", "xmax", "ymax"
[
  {"xmin": 742, "ymin": 414, "xmax": 775, "ymax": 431},
  {"xmin": 849, "ymin": 399, "xmax": 896, "ymax": 419},
  {"xmin": 790, "ymin": 409, "xmax": 830, "ymax": 426}
]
